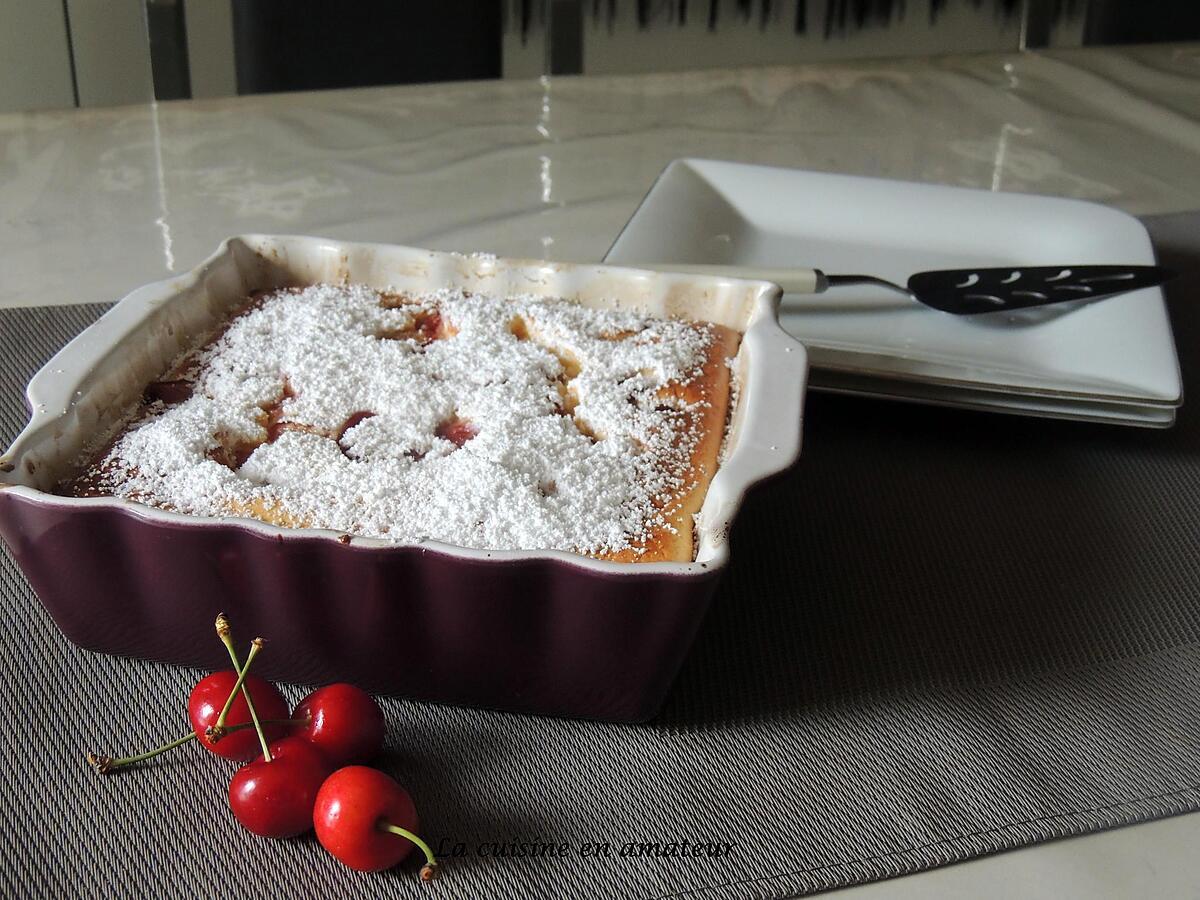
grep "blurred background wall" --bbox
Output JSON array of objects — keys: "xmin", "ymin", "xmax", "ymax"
[{"xmin": 1, "ymin": 0, "xmax": 1197, "ymax": 113}]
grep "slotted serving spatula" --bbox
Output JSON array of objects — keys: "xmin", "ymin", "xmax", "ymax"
[{"xmin": 636, "ymin": 264, "xmax": 1175, "ymax": 315}]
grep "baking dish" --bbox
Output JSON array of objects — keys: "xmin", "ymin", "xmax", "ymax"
[{"xmin": 0, "ymin": 235, "xmax": 806, "ymax": 721}]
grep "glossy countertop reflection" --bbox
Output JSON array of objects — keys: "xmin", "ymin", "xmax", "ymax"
[{"xmin": 1, "ymin": 42, "xmax": 1198, "ymax": 309}]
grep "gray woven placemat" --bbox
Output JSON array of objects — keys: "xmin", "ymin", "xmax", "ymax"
[{"xmin": 2, "ymin": 213, "xmax": 1199, "ymax": 899}]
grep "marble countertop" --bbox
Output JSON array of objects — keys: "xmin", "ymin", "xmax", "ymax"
[
  {"xmin": 1, "ymin": 42, "xmax": 1199, "ymax": 310},
  {"xmin": 2, "ymin": 41, "xmax": 1199, "ymax": 898}
]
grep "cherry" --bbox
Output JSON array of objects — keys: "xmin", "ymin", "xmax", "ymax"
[
  {"xmin": 314, "ymin": 766, "xmax": 438, "ymax": 879},
  {"xmin": 188, "ymin": 671, "xmax": 289, "ymax": 761},
  {"xmin": 229, "ymin": 736, "xmax": 333, "ymax": 838},
  {"xmin": 434, "ymin": 416, "xmax": 477, "ymax": 448},
  {"xmin": 89, "ymin": 620, "xmax": 293, "ymax": 773},
  {"xmin": 413, "ymin": 311, "xmax": 445, "ymax": 345},
  {"xmin": 292, "ymin": 684, "xmax": 386, "ymax": 767}
]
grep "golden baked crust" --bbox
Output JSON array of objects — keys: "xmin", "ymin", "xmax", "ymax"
[{"xmin": 593, "ymin": 323, "xmax": 739, "ymax": 563}]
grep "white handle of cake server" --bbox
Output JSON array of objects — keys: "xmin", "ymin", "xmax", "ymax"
[{"xmin": 630, "ymin": 263, "xmax": 827, "ymax": 295}]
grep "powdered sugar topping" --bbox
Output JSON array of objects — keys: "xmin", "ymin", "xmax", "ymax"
[{"xmin": 80, "ymin": 283, "xmax": 724, "ymax": 558}]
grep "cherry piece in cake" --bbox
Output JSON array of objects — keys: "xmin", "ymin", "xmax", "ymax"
[{"xmin": 434, "ymin": 416, "xmax": 477, "ymax": 448}]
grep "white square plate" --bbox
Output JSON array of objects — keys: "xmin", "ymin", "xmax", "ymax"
[{"xmin": 605, "ymin": 159, "xmax": 1182, "ymax": 427}]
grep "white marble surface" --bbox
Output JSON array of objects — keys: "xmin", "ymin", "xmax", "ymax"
[
  {"xmin": 1, "ymin": 43, "xmax": 1199, "ymax": 310},
  {"xmin": 2, "ymin": 42, "xmax": 1199, "ymax": 897}
]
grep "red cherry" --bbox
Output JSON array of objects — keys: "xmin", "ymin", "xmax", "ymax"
[
  {"xmin": 229, "ymin": 737, "xmax": 333, "ymax": 838},
  {"xmin": 292, "ymin": 684, "xmax": 386, "ymax": 767},
  {"xmin": 188, "ymin": 671, "xmax": 290, "ymax": 761},
  {"xmin": 314, "ymin": 766, "xmax": 436, "ymax": 877},
  {"xmin": 414, "ymin": 311, "xmax": 444, "ymax": 344},
  {"xmin": 434, "ymin": 416, "xmax": 477, "ymax": 448}
]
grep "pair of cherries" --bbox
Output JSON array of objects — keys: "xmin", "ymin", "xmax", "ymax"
[{"xmin": 89, "ymin": 616, "xmax": 436, "ymax": 879}]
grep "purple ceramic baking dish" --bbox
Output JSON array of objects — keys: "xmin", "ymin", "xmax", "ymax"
[{"xmin": 0, "ymin": 235, "xmax": 806, "ymax": 722}]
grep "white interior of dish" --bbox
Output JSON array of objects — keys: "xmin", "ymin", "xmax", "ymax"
[{"xmin": 0, "ymin": 235, "xmax": 808, "ymax": 575}]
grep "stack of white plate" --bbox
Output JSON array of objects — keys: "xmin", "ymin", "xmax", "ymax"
[{"xmin": 605, "ymin": 159, "xmax": 1181, "ymax": 427}]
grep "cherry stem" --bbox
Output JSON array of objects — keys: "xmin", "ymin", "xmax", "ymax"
[
  {"xmin": 379, "ymin": 820, "xmax": 439, "ymax": 881},
  {"xmin": 213, "ymin": 638, "xmax": 264, "ymax": 731},
  {"xmin": 86, "ymin": 732, "xmax": 195, "ymax": 774},
  {"xmin": 86, "ymin": 717, "xmax": 306, "ymax": 775},
  {"xmin": 215, "ymin": 613, "xmax": 272, "ymax": 762}
]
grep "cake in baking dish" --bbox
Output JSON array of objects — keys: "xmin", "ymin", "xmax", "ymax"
[{"xmin": 67, "ymin": 283, "xmax": 740, "ymax": 562}]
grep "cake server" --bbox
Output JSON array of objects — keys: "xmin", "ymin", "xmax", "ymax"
[{"xmin": 635, "ymin": 264, "xmax": 1175, "ymax": 315}]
